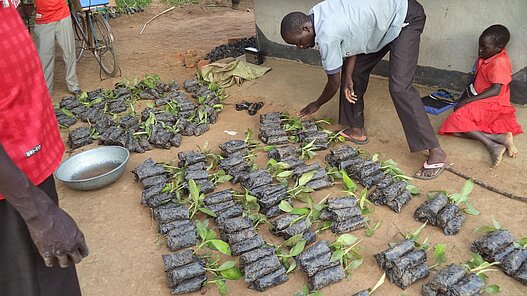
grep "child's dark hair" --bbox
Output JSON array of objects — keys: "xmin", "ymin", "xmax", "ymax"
[
  {"xmin": 482, "ymin": 24, "xmax": 510, "ymax": 47},
  {"xmin": 281, "ymin": 12, "xmax": 310, "ymax": 37}
]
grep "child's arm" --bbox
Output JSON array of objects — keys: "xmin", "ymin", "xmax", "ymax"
[{"xmin": 454, "ymin": 83, "xmax": 502, "ymax": 110}]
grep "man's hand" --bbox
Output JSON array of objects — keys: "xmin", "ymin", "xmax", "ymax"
[
  {"xmin": 299, "ymin": 101, "xmax": 321, "ymax": 118},
  {"xmin": 343, "ymin": 79, "xmax": 358, "ymax": 104},
  {"xmin": 26, "ymin": 203, "xmax": 89, "ymax": 268}
]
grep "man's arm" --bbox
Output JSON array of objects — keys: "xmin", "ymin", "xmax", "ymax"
[
  {"xmin": 299, "ymin": 72, "xmax": 340, "ymax": 117},
  {"xmin": 454, "ymin": 83, "xmax": 502, "ymax": 110},
  {"xmin": 0, "ymin": 144, "xmax": 88, "ymax": 268}
]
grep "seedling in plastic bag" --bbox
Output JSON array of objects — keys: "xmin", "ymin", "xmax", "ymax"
[
  {"xmin": 449, "ymin": 179, "xmax": 479, "ymax": 216},
  {"xmin": 186, "ymin": 179, "xmax": 216, "ymax": 218},
  {"xmin": 329, "ymin": 234, "xmax": 363, "ymax": 277},
  {"xmin": 462, "ymin": 252, "xmax": 501, "ymax": 293},
  {"xmin": 195, "ymin": 220, "xmax": 231, "ymax": 256},
  {"xmin": 287, "ymin": 171, "xmax": 316, "ymax": 201},
  {"xmin": 474, "ymin": 216, "xmax": 502, "ymax": 233},
  {"xmin": 274, "ymin": 235, "xmax": 308, "ymax": 274}
]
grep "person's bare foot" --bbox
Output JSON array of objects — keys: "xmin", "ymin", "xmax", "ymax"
[
  {"xmin": 488, "ymin": 142, "xmax": 506, "ymax": 167},
  {"xmin": 501, "ymin": 132, "xmax": 518, "ymax": 157},
  {"xmin": 487, "ymin": 132, "xmax": 518, "ymax": 157}
]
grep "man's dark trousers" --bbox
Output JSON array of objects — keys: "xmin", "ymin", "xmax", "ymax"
[{"xmin": 339, "ymin": 0, "xmax": 439, "ymax": 153}]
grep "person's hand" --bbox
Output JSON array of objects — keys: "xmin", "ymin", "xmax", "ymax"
[
  {"xmin": 299, "ymin": 101, "xmax": 321, "ymax": 118},
  {"xmin": 343, "ymin": 79, "xmax": 358, "ymax": 104},
  {"xmin": 25, "ymin": 203, "xmax": 89, "ymax": 268}
]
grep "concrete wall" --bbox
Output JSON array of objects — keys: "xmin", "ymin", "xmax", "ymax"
[{"xmin": 254, "ymin": 0, "xmax": 527, "ymax": 103}]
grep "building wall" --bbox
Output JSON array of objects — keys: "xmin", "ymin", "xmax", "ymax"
[{"xmin": 254, "ymin": 0, "xmax": 527, "ymax": 103}]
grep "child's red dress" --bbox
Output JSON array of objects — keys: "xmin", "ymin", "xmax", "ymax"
[{"xmin": 439, "ymin": 49, "xmax": 523, "ymax": 135}]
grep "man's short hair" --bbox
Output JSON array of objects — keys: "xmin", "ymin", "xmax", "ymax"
[
  {"xmin": 281, "ymin": 12, "xmax": 310, "ymax": 37},
  {"xmin": 482, "ymin": 24, "xmax": 510, "ymax": 47}
]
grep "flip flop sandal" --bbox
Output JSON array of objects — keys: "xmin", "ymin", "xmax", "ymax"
[
  {"xmin": 235, "ymin": 100, "xmax": 251, "ymax": 111},
  {"xmin": 248, "ymin": 102, "xmax": 264, "ymax": 115},
  {"xmin": 413, "ymin": 161, "xmax": 448, "ymax": 180},
  {"xmin": 339, "ymin": 131, "xmax": 369, "ymax": 145}
]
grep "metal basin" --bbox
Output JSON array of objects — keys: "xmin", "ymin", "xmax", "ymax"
[{"xmin": 55, "ymin": 146, "xmax": 130, "ymax": 191}]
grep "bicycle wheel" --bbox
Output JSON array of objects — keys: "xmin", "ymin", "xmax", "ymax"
[
  {"xmin": 91, "ymin": 14, "xmax": 118, "ymax": 77},
  {"xmin": 71, "ymin": 12, "xmax": 86, "ymax": 61}
]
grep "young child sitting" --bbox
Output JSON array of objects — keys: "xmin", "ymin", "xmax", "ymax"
[{"xmin": 439, "ymin": 24, "xmax": 522, "ymax": 167}]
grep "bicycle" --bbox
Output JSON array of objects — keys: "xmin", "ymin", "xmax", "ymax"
[{"xmin": 69, "ymin": 0, "xmax": 119, "ymax": 77}]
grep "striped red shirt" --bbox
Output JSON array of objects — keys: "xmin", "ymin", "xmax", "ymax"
[{"xmin": 0, "ymin": 5, "xmax": 65, "ymax": 200}]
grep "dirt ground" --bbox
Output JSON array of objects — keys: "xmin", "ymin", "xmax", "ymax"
[{"xmin": 49, "ymin": 1, "xmax": 527, "ymax": 295}]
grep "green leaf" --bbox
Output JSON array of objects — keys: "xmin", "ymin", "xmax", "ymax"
[
  {"xmin": 198, "ymin": 207, "xmax": 217, "ymax": 217},
  {"xmin": 283, "ymin": 234, "xmax": 303, "ymax": 247},
  {"xmin": 286, "ymin": 259, "xmax": 297, "ymax": 273},
  {"xmin": 298, "ymin": 171, "xmax": 316, "ymax": 186},
  {"xmin": 346, "ymin": 258, "xmax": 363, "ymax": 270},
  {"xmin": 289, "ymin": 240, "xmax": 307, "ymax": 257},
  {"xmin": 217, "ymin": 260, "xmax": 237, "ymax": 271},
  {"xmin": 366, "ymin": 220, "xmax": 382, "ymax": 237},
  {"xmin": 196, "ymin": 220, "xmax": 209, "ymax": 241},
  {"xmin": 484, "ymin": 284, "xmax": 501, "ymax": 294},
  {"xmin": 450, "ymin": 193, "xmax": 463, "ymax": 204},
  {"xmin": 474, "ymin": 225, "xmax": 499, "ymax": 233},
  {"xmin": 210, "ymin": 239, "xmax": 231, "ymax": 256},
  {"xmin": 291, "ymin": 208, "xmax": 310, "ymax": 215},
  {"xmin": 277, "ymin": 170, "xmax": 294, "ymax": 178},
  {"xmin": 460, "ymin": 179, "xmax": 474, "ymax": 198},
  {"xmin": 263, "ymin": 145, "xmax": 276, "ymax": 151},
  {"xmin": 406, "ymin": 184, "xmax": 420, "ymax": 195},
  {"xmin": 492, "ymin": 218, "xmax": 501, "ymax": 231},
  {"xmin": 330, "ymin": 249, "xmax": 345, "ymax": 262},
  {"xmin": 188, "ymin": 179, "xmax": 199, "ymax": 200},
  {"xmin": 215, "ymin": 279, "xmax": 228, "ymax": 296},
  {"xmin": 515, "ymin": 237, "xmax": 527, "ymax": 248},
  {"xmin": 341, "ymin": 170, "xmax": 357, "ymax": 192},
  {"xmin": 434, "ymin": 243, "xmax": 447, "ymax": 266},
  {"xmin": 407, "ymin": 222, "xmax": 427, "ymax": 241},
  {"xmin": 278, "ymin": 200, "xmax": 294, "ymax": 213},
  {"xmin": 336, "ymin": 234, "xmax": 359, "ymax": 246},
  {"xmin": 463, "ymin": 202, "xmax": 480, "ymax": 216},
  {"xmin": 220, "ymin": 267, "xmax": 243, "ymax": 280}
]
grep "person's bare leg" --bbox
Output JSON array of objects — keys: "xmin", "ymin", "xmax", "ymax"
[
  {"xmin": 485, "ymin": 132, "xmax": 518, "ymax": 157},
  {"xmin": 343, "ymin": 127, "xmax": 368, "ymax": 142},
  {"xmin": 463, "ymin": 131, "xmax": 506, "ymax": 167}
]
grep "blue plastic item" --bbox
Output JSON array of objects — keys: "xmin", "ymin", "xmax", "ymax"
[
  {"xmin": 79, "ymin": 0, "xmax": 109, "ymax": 8},
  {"xmin": 421, "ymin": 89, "xmax": 459, "ymax": 115}
]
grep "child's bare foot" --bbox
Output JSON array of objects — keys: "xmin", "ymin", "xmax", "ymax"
[
  {"xmin": 488, "ymin": 132, "xmax": 518, "ymax": 157},
  {"xmin": 502, "ymin": 132, "xmax": 518, "ymax": 157},
  {"xmin": 488, "ymin": 142, "xmax": 506, "ymax": 167}
]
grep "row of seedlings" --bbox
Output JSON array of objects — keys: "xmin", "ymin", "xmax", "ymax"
[
  {"xmin": 319, "ymin": 196, "xmax": 367, "ymax": 234},
  {"xmin": 374, "ymin": 239, "xmax": 430, "ymax": 289},
  {"xmin": 268, "ymin": 145, "xmax": 332, "ymax": 191},
  {"xmin": 472, "ymin": 229, "xmax": 527, "ymax": 284},
  {"xmin": 422, "ymin": 263, "xmax": 485, "ymax": 296},
  {"xmin": 132, "ymin": 158, "xmax": 198, "ymax": 251},
  {"xmin": 414, "ymin": 192, "xmax": 466, "ymax": 236},
  {"xmin": 203, "ymin": 189, "xmax": 290, "ymax": 291},
  {"xmin": 132, "ymin": 159, "xmax": 206, "ymax": 294},
  {"xmin": 325, "ymin": 145, "xmax": 413, "ymax": 212},
  {"xmin": 296, "ymin": 240, "xmax": 346, "ymax": 291},
  {"xmin": 259, "ymin": 112, "xmax": 288, "ymax": 145},
  {"xmin": 178, "ymin": 150, "xmax": 215, "ymax": 194},
  {"xmin": 296, "ymin": 119, "xmax": 330, "ymax": 151},
  {"xmin": 217, "ymin": 139, "xmax": 253, "ymax": 184},
  {"xmin": 58, "ymin": 76, "xmax": 222, "ymax": 152}
]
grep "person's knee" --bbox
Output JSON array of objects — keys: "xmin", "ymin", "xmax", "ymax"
[{"xmin": 389, "ymin": 83, "xmax": 411, "ymax": 98}]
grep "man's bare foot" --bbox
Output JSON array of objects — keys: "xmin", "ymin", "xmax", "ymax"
[{"xmin": 488, "ymin": 142, "xmax": 506, "ymax": 167}]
